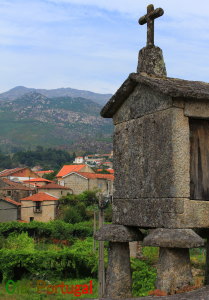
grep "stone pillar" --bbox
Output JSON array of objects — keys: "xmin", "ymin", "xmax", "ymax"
[
  {"xmin": 143, "ymin": 228, "xmax": 204, "ymax": 294},
  {"xmin": 94, "ymin": 224, "xmax": 144, "ymax": 299},
  {"xmin": 157, "ymin": 248, "xmax": 192, "ymax": 292},
  {"xmin": 105, "ymin": 242, "xmax": 132, "ymax": 298}
]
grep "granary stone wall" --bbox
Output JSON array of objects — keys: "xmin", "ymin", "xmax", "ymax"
[{"xmin": 111, "ymin": 83, "xmax": 209, "ymax": 228}]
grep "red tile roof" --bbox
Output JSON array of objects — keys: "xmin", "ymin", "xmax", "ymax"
[
  {"xmin": 23, "ymin": 178, "xmax": 53, "ymax": 183},
  {"xmin": 21, "ymin": 192, "xmax": 59, "ymax": 202},
  {"xmin": 37, "ymin": 183, "xmax": 71, "ymax": 190},
  {"xmin": 18, "ymin": 220, "xmax": 28, "ymax": 223},
  {"xmin": 1, "ymin": 197, "xmax": 22, "ymax": 206},
  {"xmin": 0, "ymin": 178, "xmax": 34, "ymax": 191},
  {"xmin": 107, "ymin": 169, "xmax": 114, "ymax": 174},
  {"xmin": 56, "ymin": 165, "xmax": 87, "ymax": 177},
  {"xmin": 0, "ymin": 168, "xmax": 26, "ymax": 177},
  {"xmin": 76, "ymin": 172, "xmax": 114, "ymax": 181}
]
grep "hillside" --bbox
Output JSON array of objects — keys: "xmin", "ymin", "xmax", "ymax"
[
  {"xmin": 0, "ymin": 92, "xmax": 113, "ymax": 153},
  {"xmin": 0, "ymin": 86, "xmax": 112, "ymax": 106}
]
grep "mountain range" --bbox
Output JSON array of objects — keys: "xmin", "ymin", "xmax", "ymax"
[
  {"xmin": 0, "ymin": 86, "xmax": 113, "ymax": 153},
  {"xmin": 0, "ymin": 86, "xmax": 112, "ymax": 106}
]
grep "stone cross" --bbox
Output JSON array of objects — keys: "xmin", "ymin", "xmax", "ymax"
[{"xmin": 139, "ymin": 4, "xmax": 164, "ymax": 47}]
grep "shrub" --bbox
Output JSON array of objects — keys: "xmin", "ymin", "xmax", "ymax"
[
  {"xmin": 131, "ymin": 258, "xmax": 157, "ymax": 297},
  {"xmin": 5, "ymin": 232, "xmax": 34, "ymax": 251},
  {"xmin": 63, "ymin": 207, "xmax": 82, "ymax": 224}
]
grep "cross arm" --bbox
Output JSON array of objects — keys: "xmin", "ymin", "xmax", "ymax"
[{"xmin": 139, "ymin": 8, "xmax": 164, "ymax": 25}]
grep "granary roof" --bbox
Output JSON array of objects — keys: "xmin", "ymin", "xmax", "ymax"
[{"xmin": 101, "ymin": 72, "xmax": 209, "ymax": 118}]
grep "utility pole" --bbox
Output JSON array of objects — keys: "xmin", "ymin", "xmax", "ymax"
[{"xmin": 93, "ymin": 210, "xmax": 97, "ymax": 253}]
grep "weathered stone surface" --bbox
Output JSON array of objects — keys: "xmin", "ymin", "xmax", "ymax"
[
  {"xmin": 112, "ymin": 198, "xmax": 184, "ymax": 228},
  {"xmin": 137, "ymin": 46, "xmax": 167, "ymax": 76},
  {"xmin": 113, "ymin": 198, "xmax": 209, "ymax": 228},
  {"xmin": 94, "ymin": 224, "xmax": 143, "ymax": 242},
  {"xmin": 184, "ymin": 99, "xmax": 209, "ymax": 118},
  {"xmin": 143, "ymin": 229, "xmax": 204, "ymax": 248},
  {"xmin": 156, "ymin": 248, "xmax": 193, "ymax": 293},
  {"xmin": 105, "ymin": 242, "xmax": 132, "ymax": 299},
  {"xmin": 113, "ymin": 83, "xmax": 172, "ymax": 125},
  {"xmin": 113, "ymin": 108, "xmax": 190, "ymax": 200},
  {"xmin": 101, "ymin": 73, "xmax": 209, "ymax": 118}
]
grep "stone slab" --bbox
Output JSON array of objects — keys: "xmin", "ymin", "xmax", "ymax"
[
  {"xmin": 113, "ymin": 108, "xmax": 190, "ymax": 200},
  {"xmin": 94, "ymin": 224, "xmax": 143, "ymax": 242},
  {"xmin": 112, "ymin": 198, "xmax": 209, "ymax": 228},
  {"xmin": 184, "ymin": 100, "xmax": 209, "ymax": 118},
  {"xmin": 113, "ymin": 83, "xmax": 172, "ymax": 125},
  {"xmin": 143, "ymin": 229, "xmax": 204, "ymax": 248},
  {"xmin": 112, "ymin": 198, "xmax": 184, "ymax": 228}
]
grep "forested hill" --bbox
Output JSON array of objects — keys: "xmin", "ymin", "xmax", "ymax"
[{"xmin": 0, "ymin": 92, "xmax": 113, "ymax": 153}]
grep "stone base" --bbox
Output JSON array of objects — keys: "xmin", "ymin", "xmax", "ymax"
[
  {"xmin": 105, "ymin": 242, "xmax": 132, "ymax": 299},
  {"xmin": 156, "ymin": 248, "xmax": 193, "ymax": 293}
]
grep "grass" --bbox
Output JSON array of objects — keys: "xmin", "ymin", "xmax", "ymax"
[{"xmin": 0, "ymin": 278, "xmax": 98, "ymax": 300}]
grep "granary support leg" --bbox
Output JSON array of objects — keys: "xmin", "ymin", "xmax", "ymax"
[
  {"xmin": 143, "ymin": 228, "xmax": 204, "ymax": 294},
  {"xmin": 156, "ymin": 247, "xmax": 192, "ymax": 293},
  {"xmin": 94, "ymin": 224, "xmax": 144, "ymax": 299},
  {"xmin": 105, "ymin": 242, "xmax": 132, "ymax": 298}
]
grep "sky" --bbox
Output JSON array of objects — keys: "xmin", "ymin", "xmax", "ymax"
[{"xmin": 0, "ymin": 0, "xmax": 209, "ymax": 94}]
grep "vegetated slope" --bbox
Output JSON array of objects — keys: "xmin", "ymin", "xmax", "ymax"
[
  {"xmin": 0, "ymin": 92, "xmax": 113, "ymax": 153},
  {"xmin": 0, "ymin": 86, "xmax": 112, "ymax": 106}
]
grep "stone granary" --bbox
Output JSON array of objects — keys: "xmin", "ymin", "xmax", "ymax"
[{"xmin": 95, "ymin": 4, "xmax": 209, "ymax": 298}]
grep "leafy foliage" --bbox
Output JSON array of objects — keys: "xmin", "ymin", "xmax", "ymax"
[
  {"xmin": 0, "ymin": 221, "xmax": 93, "ymax": 242},
  {"xmin": 5, "ymin": 232, "xmax": 34, "ymax": 251},
  {"xmin": 12, "ymin": 146, "xmax": 73, "ymax": 169},
  {"xmin": 131, "ymin": 258, "xmax": 157, "ymax": 297}
]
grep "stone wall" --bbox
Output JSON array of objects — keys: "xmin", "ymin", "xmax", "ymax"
[{"xmin": 21, "ymin": 200, "xmax": 56, "ymax": 222}]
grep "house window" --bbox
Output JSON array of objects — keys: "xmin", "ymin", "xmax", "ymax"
[
  {"xmin": 7, "ymin": 191, "xmax": 12, "ymax": 196},
  {"xmin": 61, "ymin": 191, "xmax": 63, "ymax": 195},
  {"xmin": 34, "ymin": 201, "xmax": 42, "ymax": 213},
  {"xmin": 30, "ymin": 217, "xmax": 34, "ymax": 222}
]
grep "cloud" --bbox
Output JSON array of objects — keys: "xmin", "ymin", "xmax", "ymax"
[{"xmin": 0, "ymin": 0, "xmax": 208, "ymax": 94}]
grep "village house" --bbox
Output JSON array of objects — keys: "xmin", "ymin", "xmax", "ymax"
[
  {"xmin": 0, "ymin": 196, "xmax": 21, "ymax": 222},
  {"xmin": 73, "ymin": 156, "xmax": 84, "ymax": 164},
  {"xmin": 21, "ymin": 192, "xmax": 59, "ymax": 222},
  {"xmin": 37, "ymin": 182, "xmax": 72, "ymax": 198},
  {"xmin": 56, "ymin": 164, "xmax": 94, "ymax": 186},
  {"xmin": 0, "ymin": 167, "xmax": 40, "ymax": 182},
  {"xmin": 57, "ymin": 171, "xmax": 114, "ymax": 195},
  {"xmin": 0, "ymin": 178, "xmax": 35, "ymax": 203}
]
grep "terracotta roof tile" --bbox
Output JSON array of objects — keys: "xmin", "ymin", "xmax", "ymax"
[
  {"xmin": 0, "ymin": 168, "xmax": 26, "ymax": 177},
  {"xmin": 76, "ymin": 172, "xmax": 114, "ymax": 180},
  {"xmin": 56, "ymin": 165, "xmax": 87, "ymax": 177},
  {"xmin": 38, "ymin": 183, "xmax": 71, "ymax": 190},
  {"xmin": 0, "ymin": 178, "xmax": 34, "ymax": 191},
  {"xmin": 1, "ymin": 197, "xmax": 22, "ymax": 206},
  {"xmin": 23, "ymin": 178, "xmax": 53, "ymax": 183},
  {"xmin": 21, "ymin": 192, "xmax": 59, "ymax": 202}
]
